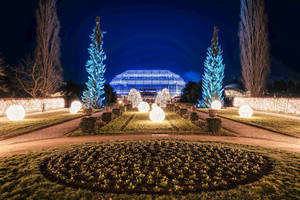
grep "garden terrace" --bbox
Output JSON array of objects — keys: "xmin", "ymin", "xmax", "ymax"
[{"xmin": 198, "ymin": 108, "xmax": 300, "ymax": 138}]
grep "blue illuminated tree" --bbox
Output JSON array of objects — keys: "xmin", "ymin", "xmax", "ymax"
[
  {"xmin": 199, "ymin": 26, "xmax": 225, "ymax": 107},
  {"xmin": 82, "ymin": 16, "xmax": 106, "ymax": 108}
]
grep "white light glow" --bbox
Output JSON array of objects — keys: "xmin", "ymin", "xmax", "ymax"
[
  {"xmin": 150, "ymin": 107, "xmax": 165, "ymax": 122},
  {"xmin": 118, "ymin": 100, "xmax": 123, "ymax": 104},
  {"xmin": 6, "ymin": 105, "xmax": 26, "ymax": 121},
  {"xmin": 239, "ymin": 105, "xmax": 253, "ymax": 118},
  {"xmin": 151, "ymin": 103, "xmax": 158, "ymax": 110},
  {"xmin": 138, "ymin": 102, "xmax": 150, "ymax": 112},
  {"xmin": 69, "ymin": 101, "xmax": 82, "ymax": 114},
  {"xmin": 211, "ymin": 100, "xmax": 222, "ymax": 110}
]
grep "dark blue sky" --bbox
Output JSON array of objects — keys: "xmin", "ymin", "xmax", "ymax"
[{"xmin": 0, "ymin": 0, "xmax": 300, "ymax": 84}]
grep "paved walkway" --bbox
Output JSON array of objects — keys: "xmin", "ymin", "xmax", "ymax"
[
  {"xmin": 0, "ymin": 110, "xmax": 104, "ymax": 145},
  {"xmin": 0, "ymin": 109, "xmax": 299, "ymax": 158}
]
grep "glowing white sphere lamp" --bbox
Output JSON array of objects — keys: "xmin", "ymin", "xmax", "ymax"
[
  {"xmin": 118, "ymin": 100, "xmax": 123, "ymax": 105},
  {"xmin": 138, "ymin": 101, "xmax": 150, "ymax": 112},
  {"xmin": 69, "ymin": 101, "xmax": 82, "ymax": 114},
  {"xmin": 239, "ymin": 105, "xmax": 253, "ymax": 118},
  {"xmin": 151, "ymin": 103, "xmax": 158, "ymax": 110},
  {"xmin": 211, "ymin": 100, "xmax": 222, "ymax": 110},
  {"xmin": 149, "ymin": 107, "xmax": 165, "ymax": 122},
  {"xmin": 6, "ymin": 105, "xmax": 26, "ymax": 121}
]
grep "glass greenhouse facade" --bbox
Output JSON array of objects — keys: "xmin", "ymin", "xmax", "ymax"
[{"xmin": 110, "ymin": 70, "xmax": 186, "ymax": 97}]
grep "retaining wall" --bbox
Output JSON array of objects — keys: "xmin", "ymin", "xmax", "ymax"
[
  {"xmin": 233, "ymin": 97, "xmax": 300, "ymax": 115},
  {"xmin": 0, "ymin": 98, "xmax": 65, "ymax": 115}
]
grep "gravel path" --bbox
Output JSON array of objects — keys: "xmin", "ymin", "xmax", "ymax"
[{"xmin": 0, "ymin": 110, "xmax": 299, "ymax": 158}]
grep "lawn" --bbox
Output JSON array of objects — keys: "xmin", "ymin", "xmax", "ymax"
[
  {"xmin": 198, "ymin": 108, "xmax": 300, "ymax": 138},
  {"xmin": 67, "ymin": 111, "xmax": 233, "ymax": 136},
  {"xmin": 0, "ymin": 110, "xmax": 85, "ymax": 140},
  {"xmin": 0, "ymin": 139, "xmax": 299, "ymax": 200}
]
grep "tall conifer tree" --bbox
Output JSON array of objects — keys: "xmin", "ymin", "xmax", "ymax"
[
  {"xmin": 82, "ymin": 17, "xmax": 106, "ymax": 108},
  {"xmin": 199, "ymin": 26, "xmax": 225, "ymax": 107}
]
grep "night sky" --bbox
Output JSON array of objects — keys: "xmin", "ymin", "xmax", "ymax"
[{"xmin": 0, "ymin": 0, "xmax": 300, "ymax": 85}]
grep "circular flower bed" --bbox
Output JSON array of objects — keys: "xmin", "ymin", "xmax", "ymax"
[{"xmin": 41, "ymin": 140, "xmax": 271, "ymax": 194}]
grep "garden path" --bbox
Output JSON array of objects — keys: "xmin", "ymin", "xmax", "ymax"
[
  {"xmin": 0, "ymin": 110, "xmax": 104, "ymax": 145},
  {"xmin": 0, "ymin": 109, "xmax": 300, "ymax": 158},
  {"xmin": 196, "ymin": 110, "xmax": 300, "ymax": 144}
]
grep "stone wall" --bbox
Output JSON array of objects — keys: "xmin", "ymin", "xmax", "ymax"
[
  {"xmin": 0, "ymin": 98, "xmax": 65, "ymax": 115},
  {"xmin": 233, "ymin": 97, "xmax": 300, "ymax": 115}
]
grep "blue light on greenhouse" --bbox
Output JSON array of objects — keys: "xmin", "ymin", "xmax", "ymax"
[{"xmin": 110, "ymin": 70, "xmax": 186, "ymax": 97}]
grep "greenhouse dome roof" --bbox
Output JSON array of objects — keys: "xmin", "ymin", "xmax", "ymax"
[{"xmin": 110, "ymin": 70, "xmax": 186, "ymax": 96}]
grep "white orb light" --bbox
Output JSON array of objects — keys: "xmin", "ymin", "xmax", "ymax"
[
  {"xmin": 239, "ymin": 105, "xmax": 253, "ymax": 118},
  {"xmin": 138, "ymin": 101, "xmax": 150, "ymax": 112},
  {"xmin": 211, "ymin": 100, "xmax": 222, "ymax": 110},
  {"xmin": 6, "ymin": 105, "xmax": 26, "ymax": 121},
  {"xmin": 69, "ymin": 101, "xmax": 82, "ymax": 114},
  {"xmin": 149, "ymin": 107, "xmax": 165, "ymax": 122},
  {"xmin": 151, "ymin": 103, "xmax": 158, "ymax": 110}
]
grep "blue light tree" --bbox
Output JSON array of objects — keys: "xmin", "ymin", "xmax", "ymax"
[
  {"xmin": 82, "ymin": 16, "xmax": 106, "ymax": 108},
  {"xmin": 199, "ymin": 26, "xmax": 225, "ymax": 107}
]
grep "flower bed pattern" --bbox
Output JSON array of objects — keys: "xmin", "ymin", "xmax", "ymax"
[{"xmin": 41, "ymin": 140, "xmax": 271, "ymax": 194}]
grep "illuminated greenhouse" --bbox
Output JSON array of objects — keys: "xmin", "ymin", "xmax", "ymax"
[{"xmin": 110, "ymin": 70, "xmax": 186, "ymax": 97}]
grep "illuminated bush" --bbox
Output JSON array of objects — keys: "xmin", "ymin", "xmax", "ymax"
[{"xmin": 138, "ymin": 102, "xmax": 150, "ymax": 112}]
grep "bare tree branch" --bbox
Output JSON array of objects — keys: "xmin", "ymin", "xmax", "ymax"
[
  {"xmin": 34, "ymin": 0, "xmax": 63, "ymax": 97},
  {"xmin": 239, "ymin": 0, "xmax": 270, "ymax": 97}
]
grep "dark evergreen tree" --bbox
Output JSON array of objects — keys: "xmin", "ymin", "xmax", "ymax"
[
  {"xmin": 82, "ymin": 17, "xmax": 106, "ymax": 108},
  {"xmin": 198, "ymin": 26, "xmax": 225, "ymax": 107}
]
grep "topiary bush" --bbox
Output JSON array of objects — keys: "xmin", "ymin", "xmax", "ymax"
[
  {"xmin": 206, "ymin": 117, "xmax": 222, "ymax": 133},
  {"xmin": 125, "ymin": 104, "xmax": 132, "ymax": 111},
  {"xmin": 194, "ymin": 120, "xmax": 206, "ymax": 127},
  {"xmin": 95, "ymin": 120, "xmax": 106, "ymax": 130},
  {"xmin": 112, "ymin": 108, "xmax": 121, "ymax": 116},
  {"xmin": 101, "ymin": 112, "xmax": 112, "ymax": 123},
  {"xmin": 190, "ymin": 112, "xmax": 198, "ymax": 121},
  {"xmin": 180, "ymin": 108, "xmax": 188, "ymax": 116},
  {"xmin": 79, "ymin": 117, "xmax": 97, "ymax": 133},
  {"xmin": 119, "ymin": 106, "xmax": 125, "ymax": 112}
]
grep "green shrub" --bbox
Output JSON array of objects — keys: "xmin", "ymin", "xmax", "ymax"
[
  {"xmin": 190, "ymin": 112, "xmax": 198, "ymax": 121},
  {"xmin": 83, "ymin": 108, "xmax": 93, "ymax": 116},
  {"xmin": 125, "ymin": 104, "xmax": 132, "ymax": 111},
  {"xmin": 119, "ymin": 106, "xmax": 125, "ymax": 112},
  {"xmin": 206, "ymin": 117, "xmax": 222, "ymax": 133},
  {"xmin": 101, "ymin": 112, "xmax": 112, "ymax": 123},
  {"xmin": 112, "ymin": 108, "xmax": 121, "ymax": 116},
  {"xmin": 180, "ymin": 108, "xmax": 188, "ymax": 116},
  {"xmin": 79, "ymin": 117, "xmax": 96, "ymax": 133},
  {"xmin": 95, "ymin": 120, "xmax": 106, "ymax": 130},
  {"xmin": 194, "ymin": 120, "xmax": 206, "ymax": 127}
]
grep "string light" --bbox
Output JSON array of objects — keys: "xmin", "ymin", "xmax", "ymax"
[{"xmin": 6, "ymin": 105, "xmax": 26, "ymax": 121}]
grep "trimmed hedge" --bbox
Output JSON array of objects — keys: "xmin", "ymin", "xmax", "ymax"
[
  {"xmin": 190, "ymin": 112, "xmax": 198, "ymax": 121},
  {"xmin": 206, "ymin": 117, "xmax": 222, "ymax": 133},
  {"xmin": 112, "ymin": 108, "xmax": 121, "ymax": 116},
  {"xmin": 79, "ymin": 117, "xmax": 96, "ymax": 133},
  {"xmin": 101, "ymin": 112, "xmax": 112, "ymax": 123},
  {"xmin": 180, "ymin": 108, "xmax": 188, "ymax": 116}
]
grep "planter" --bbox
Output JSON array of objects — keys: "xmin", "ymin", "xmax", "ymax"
[
  {"xmin": 208, "ymin": 109, "xmax": 217, "ymax": 117},
  {"xmin": 84, "ymin": 108, "xmax": 93, "ymax": 116}
]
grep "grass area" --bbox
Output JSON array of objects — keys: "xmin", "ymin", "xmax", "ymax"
[
  {"xmin": 0, "ymin": 110, "xmax": 85, "ymax": 140},
  {"xmin": 0, "ymin": 139, "xmax": 299, "ymax": 199},
  {"xmin": 198, "ymin": 108, "xmax": 300, "ymax": 138},
  {"xmin": 124, "ymin": 112, "xmax": 174, "ymax": 132},
  {"xmin": 67, "ymin": 111, "xmax": 234, "ymax": 136}
]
